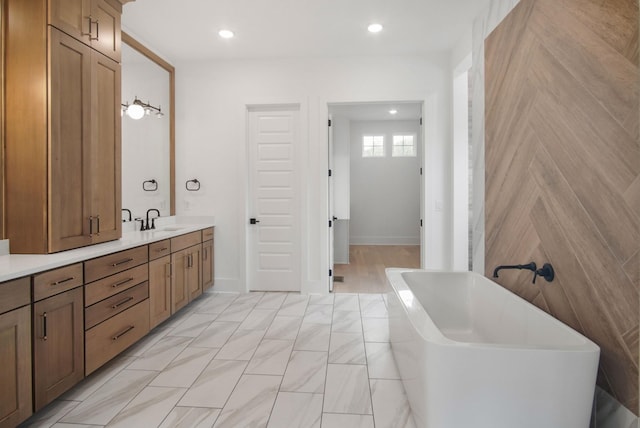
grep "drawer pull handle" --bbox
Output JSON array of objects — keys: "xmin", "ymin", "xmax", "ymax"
[
  {"xmin": 111, "ymin": 258, "xmax": 134, "ymax": 267},
  {"xmin": 112, "ymin": 325, "xmax": 135, "ymax": 341},
  {"xmin": 156, "ymin": 247, "xmax": 168, "ymax": 252},
  {"xmin": 112, "ymin": 277, "xmax": 133, "ymax": 288},
  {"xmin": 112, "ymin": 296, "xmax": 134, "ymax": 309},
  {"xmin": 51, "ymin": 276, "xmax": 75, "ymax": 286},
  {"xmin": 42, "ymin": 312, "xmax": 48, "ymax": 341}
]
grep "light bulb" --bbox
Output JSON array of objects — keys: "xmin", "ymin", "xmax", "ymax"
[
  {"xmin": 219, "ymin": 30, "xmax": 234, "ymax": 39},
  {"xmin": 368, "ymin": 23, "xmax": 383, "ymax": 33},
  {"xmin": 127, "ymin": 103, "xmax": 145, "ymax": 120}
]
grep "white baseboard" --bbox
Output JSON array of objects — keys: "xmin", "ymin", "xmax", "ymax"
[
  {"xmin": 349, "ymin": 236, "xmax": 420, "ymax": 245},
  {"xmin": 211, "ymin": 278, "xmax": 244, "ymax": 293}
]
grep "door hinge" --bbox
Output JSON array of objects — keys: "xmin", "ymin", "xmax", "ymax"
[
  {"xmin": 420, "ymin": 117, "xmax": 423, "ymax": 125},
  {"xmin": 328, "ymin": 119, "xmax": 332, "ymax": 127},
  {"xmin": 420, "ymin": 167, "xmax": 423, "ymax": 175},
  {"xmin": 420, "ymin": 219, "xmax": 423, "ymax": 227},
  {"xmin": 328, "ymin": 169, "xmax": 332, "ymax": 177},
  {"xmin": 329, "ymin": 269, "xmax": 333, "ymax": 277},
  {"xmin": 329, "ymin": 220, "xmax": 333, "ymax": 228}
]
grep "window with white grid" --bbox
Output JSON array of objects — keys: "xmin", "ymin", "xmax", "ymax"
[
  {"xmin": 362, "ymin": 135, "xmax": 385, "ymax": 157},
  {"xmin": 392, "ymin": 135, "xmax": 416, "ymax": 157}
]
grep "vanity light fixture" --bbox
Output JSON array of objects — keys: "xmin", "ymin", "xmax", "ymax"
[
  {"xmin": 219, "ymin": 29, "xmax": 234, "ymax": 39},
  {"xmin": 122, "ymin": 97, "xmax": 164, "ymax": 120},
  {"xmin": 368, "ymin": 23, "xmax": 383, "ymax": 33}
]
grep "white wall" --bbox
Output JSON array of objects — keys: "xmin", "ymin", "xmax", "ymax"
[
  {"xmin": 349, "ymin": 120, "xmax": 421, "ymax": 245},
  {"xmin": 174, "ymin": 54, "xmax": 452, "ymax": 294},
  {"xmin": 451, "ymin": 55, "xmax": 471, "ymax": 271},
  {"xmin": 332, "ymin": 116, "xmax": 351, "ymax": 219}
]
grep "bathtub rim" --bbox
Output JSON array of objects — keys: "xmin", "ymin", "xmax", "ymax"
[{"xmin": 386, "ymin": 268, "xmax": 599, "ymax": 352}]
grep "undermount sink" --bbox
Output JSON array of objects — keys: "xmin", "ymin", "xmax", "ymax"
[{"xmin": 156, "ymin": 226, "xmax": 186, "ymax": 232}]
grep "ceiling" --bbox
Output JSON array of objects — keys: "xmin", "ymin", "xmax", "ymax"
[
  {"xmin": 121, "ymin": 0, "xmax": 490, "ymax": 62},
  {"xmin": 329, "ymin": 102, "xmax": 422, "ymax": 122}
]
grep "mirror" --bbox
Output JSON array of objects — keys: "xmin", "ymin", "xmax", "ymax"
[{"xmin": 121, "ymin": 32, "xmax": 175, "ymax": 220}]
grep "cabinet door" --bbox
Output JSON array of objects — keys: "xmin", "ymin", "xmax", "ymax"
[
  {"xmin": 171, "ymin": 249, "xmax": 189, "ymax": 313},
  {"xmin": 91, "ymin": 50, "xmax": 121, "ymax": 244},
  {"xmin": 149, "ymin": 255, "xmax": 171, "ymax": 328},
  {"xmin": 90, "ymin": 0, "xmax": 121, "ymax": 62},
  {"xmin": 187, "ymin": 245, "xmax": 202, "ymax": 302},
  {"xmin": 33, "ymin": 287, "xmax": 84, "ymax": 411},
  {"xmin": 48, "ymin": 0, "xmax": 92, "ymax": 44},
  {"xmin": 49, "ymin": 28, "xmax": 93, "ymax": 253},
  {"xmin": 202, "ymin": 240, "xmax": 214, "ymax": 291},
  {"xmin": 0, "ymin": 306, "xmax": 32, "ymax": 427}
]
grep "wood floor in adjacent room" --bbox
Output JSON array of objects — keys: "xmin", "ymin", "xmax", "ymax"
[{"xmin": 333, "ymin": 245, "xmax": 420, "ymax": 294}]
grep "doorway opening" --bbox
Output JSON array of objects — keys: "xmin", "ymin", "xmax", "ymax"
[{"xmin": 328, "ymin": 101, "xmax": 423, "ymax": 293}]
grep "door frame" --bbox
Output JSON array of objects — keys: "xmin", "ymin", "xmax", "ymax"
[{"xmin": 326, "ymin": 99, "xmax": 427, "ymax": 292}]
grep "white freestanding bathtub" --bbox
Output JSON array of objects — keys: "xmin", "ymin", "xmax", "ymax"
[{"xmin": 386, "ymin": 269, "xmax": 599, "ymax": 428}]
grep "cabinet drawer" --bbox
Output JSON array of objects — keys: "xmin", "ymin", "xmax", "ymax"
[
  {"xmin": 85, "ymin": 264, "xmax": 148, "ymax": 307},
  {"xmin": 85, "ymin": 300, "xmax": 150, "ymax": 375},
  {"xmin": 85, "ymin": 282, "xmax": 149, "ymax": 329},
  {"xmin": 33, "ymin": 264, "xmax": 84, "ymax": 302},
  {"xmin": 171, "ymin": 231, "xmax": 201, "ymax": 252},
  {"xmin": 85, "ymin": 246, "xmax": 148, "ymax": 283},
  {"xmin": 201, "ymin": 227, "xmax": 214, "ymax": 242},
  {"xmin": 0, "ymin": 277, "xmax": 31, "ymax": 314},
  {"xmin": 149, "ymin": 240, "xmax": 171, "ymax": 260}
]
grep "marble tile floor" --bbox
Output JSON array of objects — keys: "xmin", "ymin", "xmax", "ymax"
[{"xmin": 20, "ymin": 290, "xmax": 416, "ymax": 428}]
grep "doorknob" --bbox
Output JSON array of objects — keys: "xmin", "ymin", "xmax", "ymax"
[
  {"xmin": 332, "ymin": 216, "xmax": 338, "ymax": 221},
  {"xmin": 250, "ymin": 218, "xmax": 260, "ymax": 225}
]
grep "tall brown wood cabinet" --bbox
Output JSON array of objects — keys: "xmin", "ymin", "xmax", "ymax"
[{"xmin": 5, "ymin": 0, "xmax": 124, "ymax": 254}]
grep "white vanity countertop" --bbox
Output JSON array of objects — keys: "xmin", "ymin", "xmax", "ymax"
[{"xmin": 0, "ymin": 216, "xmax": 215, "ymax": 283}]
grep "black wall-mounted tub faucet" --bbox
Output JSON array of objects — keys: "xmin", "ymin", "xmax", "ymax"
[{"xmin": 493, "ymin": 262, "xmax": 555, "ymax": 284}]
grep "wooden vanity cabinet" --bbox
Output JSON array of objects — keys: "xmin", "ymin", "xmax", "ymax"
[
  {"xmin": 170, "ymin": 232, "xmax": 203, "ymax": 312},
  {"xmin": 33, "ymin": 286, "xmax": 84, "ymax": 411},
  {"xmin": 5, "ymin": 0, "xmax": 122, "ymax": 254},
  {"xmin": 49, "ymin": 0, "xmax": 122, "ymax": 62},
  {"xmin": 0, "ymin": 278, "xmax": 32, "ymax": 428},
  {"xmin": 202, "ymin": 228, "xmax": 214, "ymax": 291},
  {"xmin": 83, "ymin": 247, "xmax": 150, "ymax": 373},
  {"xmin": 149, "ymin": 255, "xmax": 172, "ymax": 328}
]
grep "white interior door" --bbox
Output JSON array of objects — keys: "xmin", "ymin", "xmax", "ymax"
[
  {"xmin": 420, "ymin": 112, "xmax": 425, "ymax": 268},
  {"xmin": 247, "ymin": 106, "xmax": 301, "ymax": 291},
  {"xmin": 328, "ymin": 116, "xmax": 334, "ymax": 292}
]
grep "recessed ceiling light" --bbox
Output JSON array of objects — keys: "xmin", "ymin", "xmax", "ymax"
[
  {"xmin": 368, "ymin": 23, "xmax": 383, "ymax": 33},
  {"xmin": 219, "ymin": 30, "xmax": 234, "ymax": 39},
  {"xmin": 389, "ymin": 109, "xmax": 398, "ymax": 115}
]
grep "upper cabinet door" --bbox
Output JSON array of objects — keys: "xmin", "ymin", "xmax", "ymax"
[
  {"xmin": 48, "ymin": 0, "xmax": 92, "ymax": 44},
  {"xmin": 48, "ymin": 28, "xmax": 93, "ymax": 253},
  {"xmin": 90, "ymin": 0, "xmax": 121, "ymax": 62},
  {"xmin": 91, "ymin": 51, "xmax": 121, "ymax": 244},
  {"xmin": 49, "ymin": 0, "xmax": 121, "ymax": 63}
]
